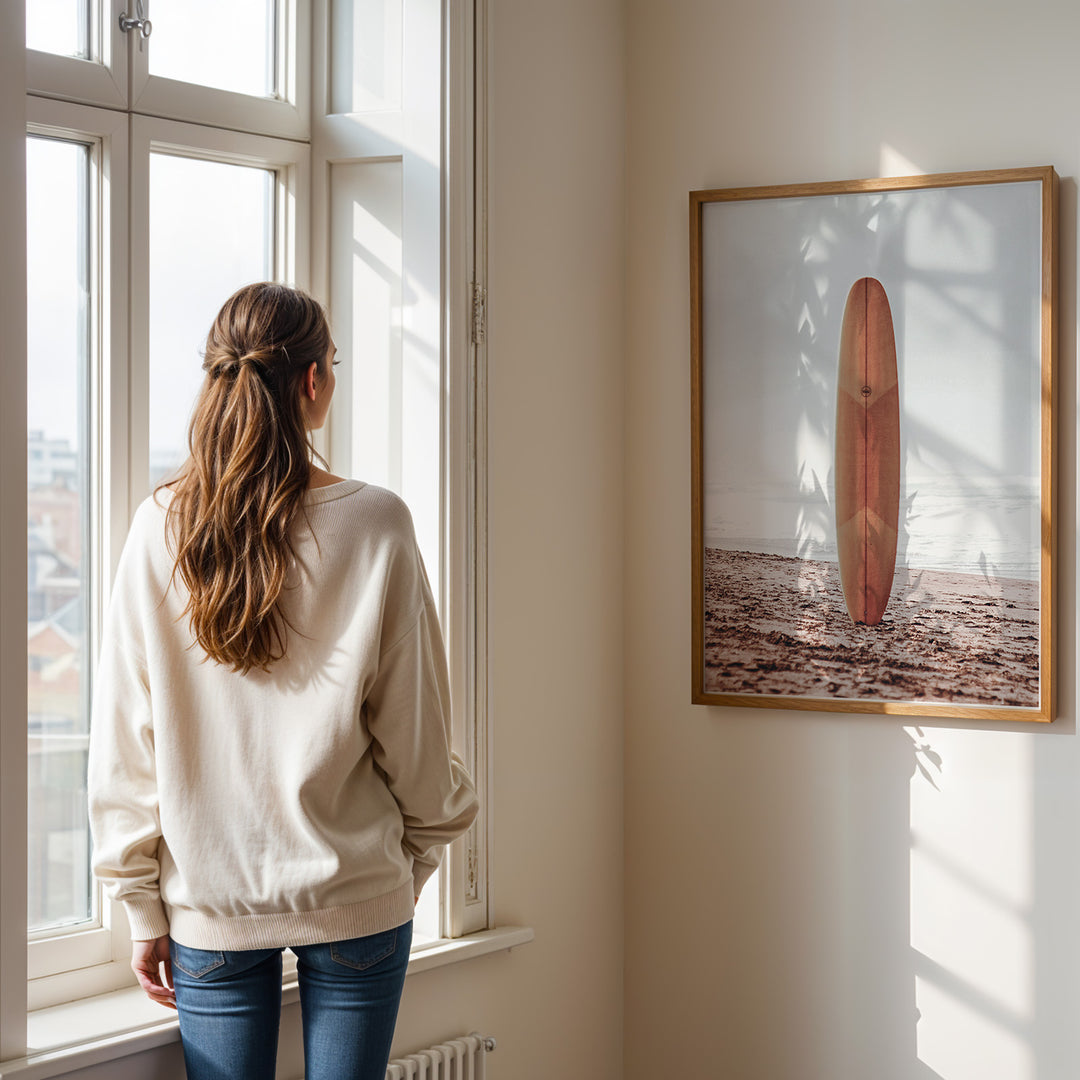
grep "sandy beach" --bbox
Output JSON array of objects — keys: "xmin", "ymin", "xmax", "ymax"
[{"xmin": 703, "ymin": 548, "xmax": 1040, "ymax": 706}]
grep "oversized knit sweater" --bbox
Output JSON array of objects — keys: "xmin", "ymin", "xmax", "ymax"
[{"xmin": 87, "ymin": 479, "xmax": 478, "ymax": 950}]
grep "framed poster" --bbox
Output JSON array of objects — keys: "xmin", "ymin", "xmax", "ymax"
[{"xmin": 690, "ymin": 167, "xmax": 1057, "ymax": 720}]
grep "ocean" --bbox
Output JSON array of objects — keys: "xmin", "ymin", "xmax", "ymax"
[{"xmin": 704, "ymin": 478, "xmax": 1041, "ymax": 581}]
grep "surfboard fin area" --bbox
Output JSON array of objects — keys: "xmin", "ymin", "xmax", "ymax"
[{"xmin": 835, "ymin": 277, "xmax": 901, "ymax": 626}]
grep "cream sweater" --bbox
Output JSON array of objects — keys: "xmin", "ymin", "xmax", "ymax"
[{"xmin": 88, "ymin": 480, "xmax": 478, "ymax": 950}]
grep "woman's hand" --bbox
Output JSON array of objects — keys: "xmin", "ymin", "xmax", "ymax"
[{"xmin": 131, "ymin": 935, "xmax": 176, "ymax": 1010}]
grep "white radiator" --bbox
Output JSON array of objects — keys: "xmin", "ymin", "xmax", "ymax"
[{"xmin": 385, "ymin": 1032, "xmax": 496, "ymax": 1080}]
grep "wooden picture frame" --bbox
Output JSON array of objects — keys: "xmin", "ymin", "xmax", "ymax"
[{"xmin": 690, "ymin": 167, "xmax": 1058, "ymax": 721}]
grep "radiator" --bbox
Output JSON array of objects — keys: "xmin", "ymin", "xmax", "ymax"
[{"xmin": 385, "ymin": 1033, "xmax": 496, "ymax": 1080}]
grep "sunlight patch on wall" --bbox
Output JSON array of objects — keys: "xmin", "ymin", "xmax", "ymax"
[
  {"xmin": 880, "ymin": 144, "xmax": 926, "ymax": 179},
  {"xmin": 909, "ymin": 729, "xmax": 1034, "ymax": 1079},
  {"xmin": 914, "ymin": 976, "xmax": 1032, "ymax": 1080}
]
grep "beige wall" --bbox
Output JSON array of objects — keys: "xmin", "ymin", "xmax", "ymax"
[{"xmin": 624, "ymin": 2, "xmax": 1078, "ymax": 1078}]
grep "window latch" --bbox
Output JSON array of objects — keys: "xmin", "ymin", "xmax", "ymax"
[{"xmin": 119, "ymin": 0, "xmax": 152, "ymax": 38}]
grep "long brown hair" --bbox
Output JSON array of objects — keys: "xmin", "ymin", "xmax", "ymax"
[{"xmin": 158, "ymin": 282, "xmax": 332, "ymax": 674}]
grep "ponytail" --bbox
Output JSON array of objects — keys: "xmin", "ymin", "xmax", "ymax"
[{"xmin": 157, "ymin": 282, "xmax": 332, "ymax": 674}]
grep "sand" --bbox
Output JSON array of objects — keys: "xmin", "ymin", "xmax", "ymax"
[{"xmin": 702, "ymin": 548, "xmax": 1040, "ymax": 707}]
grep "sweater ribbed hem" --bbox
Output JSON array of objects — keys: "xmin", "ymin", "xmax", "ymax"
[{"xmin": 166, "ymin": 880, "xmax": 417, "ymax": 951}]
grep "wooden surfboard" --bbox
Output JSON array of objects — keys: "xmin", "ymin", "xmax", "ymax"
[{"xmin": 835, "ymin": 277, "xmax": 900, "ymax": 626}]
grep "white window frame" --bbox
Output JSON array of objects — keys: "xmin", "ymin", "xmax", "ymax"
[{"xmin": 2, "ymin": 0, "xmax": 494, "ymax": 1056}]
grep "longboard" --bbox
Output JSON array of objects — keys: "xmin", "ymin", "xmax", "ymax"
[{"xmin": 835, "ymin": 277, "xmax": 900, "ymax": 626}]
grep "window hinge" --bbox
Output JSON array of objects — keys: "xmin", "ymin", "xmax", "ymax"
[
  {"xmin": 467, "ymin": 838, "xmax": 479, "ymax": 893},
  {"xmin": 471, "ymin": 282, "xmax": 487, "ymax": 345}
]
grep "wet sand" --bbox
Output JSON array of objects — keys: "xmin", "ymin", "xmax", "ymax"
[{"xmin": 703, "ymin": 548, "xmax": 1040, "ymax": 706}]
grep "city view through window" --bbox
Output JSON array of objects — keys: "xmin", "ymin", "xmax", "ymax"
[{"xmin": 27, "ymin": 135, "xmax": 93, "ymax": 933}]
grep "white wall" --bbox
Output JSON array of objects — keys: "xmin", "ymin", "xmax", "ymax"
[
  {"xmin": 624, "ymin": 2, "xmax": 1078, "ymax": 1078},
  {"xmin": 19, "ymin": 0, "xmax": 626, "ymax": 1076}
]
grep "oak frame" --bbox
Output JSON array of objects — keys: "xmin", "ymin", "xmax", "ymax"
[{"xmin": 690, "ymin": 167, "xmax": 1058, "ymax": 721}]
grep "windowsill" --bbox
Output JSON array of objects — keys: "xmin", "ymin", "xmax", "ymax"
[{"xmin": 1, "ymin": 927, "xmax": 533, "ymax": 1080}]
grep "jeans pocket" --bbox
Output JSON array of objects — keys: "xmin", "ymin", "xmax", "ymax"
[
  {"xmin": 328, "ymin": 927, "xmax": 399, "ymax": 971},
  {"xmin": 170, "ymin": 942, "xmax": 226, "ymax": 979}
]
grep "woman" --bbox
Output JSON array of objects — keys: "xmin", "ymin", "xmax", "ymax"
[{"xmin": 88, "ymin": 283, "xmax": 478, "ymax": 1080}]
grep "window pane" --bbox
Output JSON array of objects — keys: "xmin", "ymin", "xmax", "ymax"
[
  {"xmin": 149, "ymin": 154, "xmax": 274, "ymax": 487},
  {"xmin": 26, "ymin": 0, "xmax": 89, "ymax": 58},
  {"xmin": 26, "ymin": 136, "xmax": 93, "ymax": 933},
  {"xmin": 149, "ymin": 0, "xmax": 277, "ymax": 99}
]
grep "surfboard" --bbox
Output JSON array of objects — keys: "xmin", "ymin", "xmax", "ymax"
[{"xmin": 835, "ymin": 277, "xmax": 900, "ymax": 626}]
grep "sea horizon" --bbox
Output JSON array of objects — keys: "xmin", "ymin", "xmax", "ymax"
[{"xmin": 704, "ymin": 478, "xmax": 1041, "ymax": 582}]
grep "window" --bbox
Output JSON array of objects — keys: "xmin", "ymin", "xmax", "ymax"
[
  {"xmin": 21, "ymin": 94, "xmax": 309, "ymax": 1010},
  {"xmin": 23, "ymin": 98, "xmax": 127, "ymax": 1004},
  {"xmin": 3, "ymin": 0, "xmax": 489, "ymax": 1055},
  {"xmin": 26, "ymin": 134, "xmax": 93, "ymax": 938}
]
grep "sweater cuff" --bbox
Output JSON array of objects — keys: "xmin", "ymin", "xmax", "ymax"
[{"xmin": 124, "ymin": 896, "xmax": 170, "ymax": 941}]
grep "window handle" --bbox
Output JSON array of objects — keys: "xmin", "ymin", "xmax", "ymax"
[{"xmin": 119, "ymin": 0, "xmax": 152, "ymax": 38}]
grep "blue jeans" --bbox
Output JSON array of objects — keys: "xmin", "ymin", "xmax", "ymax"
[{"xmin": 170, "ymin": 921, "xmax": 412, "ymax": 1080}]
